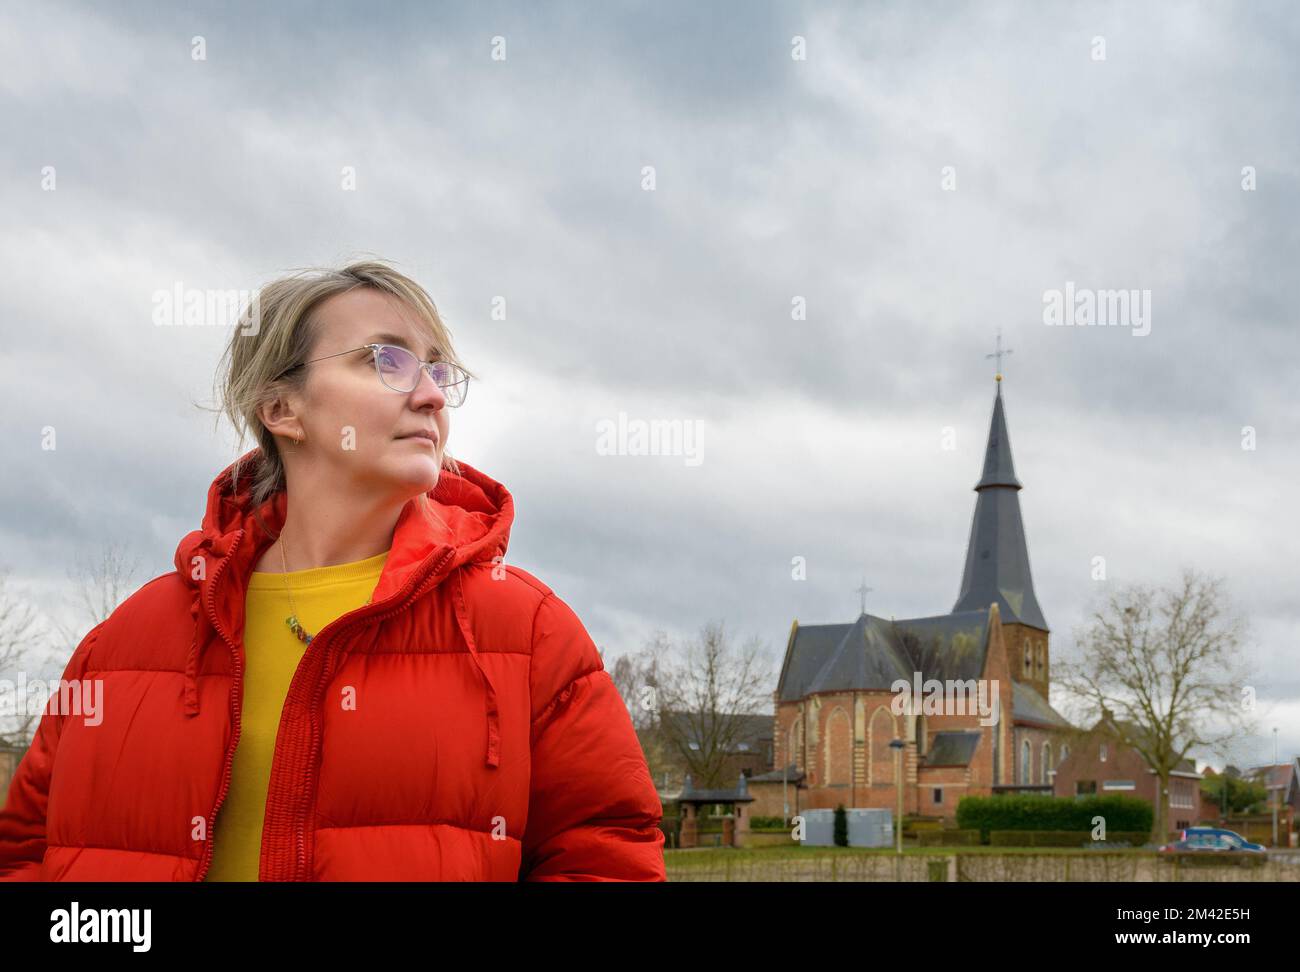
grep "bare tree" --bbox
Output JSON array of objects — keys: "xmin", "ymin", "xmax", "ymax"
[
  {"xmin": 49, "ymin": 540, "xmax": 142, "ymax": 649},
  {"xmin": 0, "ymin": 567, "xmax": 55, "ymax": 749},
  {"xmin": 610, "ymin": 631, "xmax": 671, "ymax": 733},
  {"xmin": 652, "ymin": 620, "xmax": 772, "ymax": 789},
  {"xmin": 1056, "ymin": 567, "xmax": 1256, "ymax": 841},
  {"xmin": 609, "ymin": 633, "xmax": 678, "ymax": 789},
  {"xmin": 0, "ymin": 542, "xmax": 140, "ymax": 752}
]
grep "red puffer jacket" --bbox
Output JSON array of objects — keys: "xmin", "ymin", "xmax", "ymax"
[{"xmin": 0, "ymin": 450, "xmax": 665, "ymax": 881}]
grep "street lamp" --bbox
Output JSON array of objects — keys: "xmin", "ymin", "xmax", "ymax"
[
  {"xmin": 890, "ymin": 738, "xmax": 905, "ymax": 855},
  {"xmin": 1273, "ymin": 728, "xmax": 1280, "ymax": 848}
]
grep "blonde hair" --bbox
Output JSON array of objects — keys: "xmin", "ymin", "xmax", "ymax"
[{"xmin": 208, "ymin": 259, "xmax": 474, "ymax": 536}]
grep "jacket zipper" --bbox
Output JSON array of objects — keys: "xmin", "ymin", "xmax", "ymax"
[
  {"xmin": 193, "ymin": 530, "xmax": 247, "ymax": 882},
  {"xmin": 290, "ymin": 546, "xmax": 457, "ymax": 880},
  {"xmin": 190, "ymin": 538, "xmax": 456, "ymax": 881}
]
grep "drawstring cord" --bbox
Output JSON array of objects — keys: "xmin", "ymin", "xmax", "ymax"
[
  {"xmin": 451, "ymin": 566, "xmax": 501, "ymax": 769},
  {"xmin": 184, "ymin": 591, "xmax": 207, "ymax": 717}
]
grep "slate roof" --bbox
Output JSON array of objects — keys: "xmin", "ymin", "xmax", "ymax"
[
  {"xmin": 777, "ymin": 609, "xmax": 991, "ymax": 702},
  {"xmin": 803, "ymin": 614, "xmax": 915, "ymax": 697},
  {"xmin": 923, "ymin": 731, "xmax": 982, "ymax": 767},
  {"xmin": 678, "ymin": 774, "xmax": 754, "ymax": 803},
  {"xmin": 889, "ymin": 610, "xmax": 990, "ymax": 683},
  {"xmin": 1012, "ymin": 681, "xmax": 1071, "ymax": 729},
  {"xmin": 776, "ymin": 621, "xmax": 855, "ymax": 702},
  {"xmin": 748, "ymin": 764, "xmax": 805, "ymax": 784},
  {"xmin": 951, "ymin": 385, "xmax": 1049, "ymax": 631}
]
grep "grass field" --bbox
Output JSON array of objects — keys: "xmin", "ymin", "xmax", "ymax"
[{"xmin": 666, "ymin": 844, "xmax": 1159, "ymax": 866}]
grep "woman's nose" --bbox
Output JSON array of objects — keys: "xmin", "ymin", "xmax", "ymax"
[{"xmin": 410, "ymin": 365, "xmax": 448, "ymax": 407}]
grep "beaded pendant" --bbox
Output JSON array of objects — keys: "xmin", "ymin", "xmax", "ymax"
[{"xmin": 286, "ymin": 615, "xmax": 313, "ymax": 645}]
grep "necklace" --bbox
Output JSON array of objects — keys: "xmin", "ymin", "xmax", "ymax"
[
  {"xmin": 278, "ymin": 534, "xmax": 315, "ymax": 645},
  {"xmin": 277, "ymin": 533, "xmax": 373, "ymax": 646}
]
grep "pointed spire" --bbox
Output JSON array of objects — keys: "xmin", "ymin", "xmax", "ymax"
[
  {"xmin": 975, "ymin": 382, "xmax": 1022, "ymax": 490},
  {"xmin": 952, "ymin": 381, "xmax": 1048, "ymax": 631}
]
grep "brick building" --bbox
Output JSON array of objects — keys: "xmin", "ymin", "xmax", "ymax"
[
  {"xmin": 1245, "ymin": 759, "xmax": 1300, "ymax": 818},
  {"xmin": 1052, "ymin": 715, "xmax": 1205, "ymax": 832},
  {"xmin": 753, "ymin": 378, "xmax": 1075, "ymax": 823}
]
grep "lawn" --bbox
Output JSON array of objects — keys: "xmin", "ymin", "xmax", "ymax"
[{"xmin": 665, "ymin": 844, "xmax": 1159, "ymax": 868}]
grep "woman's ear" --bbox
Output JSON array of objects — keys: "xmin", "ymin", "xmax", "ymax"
[{"xmin": 257, "ymin": 389, "xmax": 304, "ymax": 443}]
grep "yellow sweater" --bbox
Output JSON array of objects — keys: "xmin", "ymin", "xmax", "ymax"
[{"xmin": 204, "ymin": 549, "xmax": 388, "ymax": 882}]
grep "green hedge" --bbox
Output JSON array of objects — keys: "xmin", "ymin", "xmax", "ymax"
[{"xmin": 957, "ymin": 794, "xmax": 1153, "ymax": 842}]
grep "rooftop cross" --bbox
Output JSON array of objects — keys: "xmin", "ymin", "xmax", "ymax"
[
  {"xmin": 985, "ymin": 329, "xmax": 1014, "ymax": 383},
  {"xmin": 853, "ymin": 577, "xmax": 873, "ymax": 615}
]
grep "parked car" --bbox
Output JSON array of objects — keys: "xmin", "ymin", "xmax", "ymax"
[{"xmin": 1159, "ymin": 827, "xmax": 1265, "ymax": 853}]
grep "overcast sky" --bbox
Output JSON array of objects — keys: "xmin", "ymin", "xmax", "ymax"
[{"xmin": 2, "ymin": 1, "xmax": 1296, "ymax": 770}]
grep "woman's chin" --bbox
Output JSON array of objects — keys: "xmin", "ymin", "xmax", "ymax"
[{"xmin": 389, "ymin": 456, "xmax": 442, "ymax": 493}]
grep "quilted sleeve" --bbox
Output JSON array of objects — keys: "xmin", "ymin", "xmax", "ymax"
[
  {"xmin": 519, "ymin": 592, "xmax": 666, "ymax": 881},
  {"xmin": 0, "ymin": 621, "xmax": 103, "ymax": 881}
]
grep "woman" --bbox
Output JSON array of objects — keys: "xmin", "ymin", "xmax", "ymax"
[{"xmin": 0, "ymin": 261, "xmax": 666, "ymax": 881}]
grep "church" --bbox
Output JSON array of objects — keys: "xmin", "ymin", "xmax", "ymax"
[{"xmin": 757, "ymin": 373, "xmax": 1073, "ymax": 822}]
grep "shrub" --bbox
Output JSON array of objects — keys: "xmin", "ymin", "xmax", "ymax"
[{"xmin": 957, "ymin": 794, "xmax": 1153, "ymax": 843}]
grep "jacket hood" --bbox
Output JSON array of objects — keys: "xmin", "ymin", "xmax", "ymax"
[{"xmin": 171, "ymin": 447, "xmax": 514, "ymax": 766}]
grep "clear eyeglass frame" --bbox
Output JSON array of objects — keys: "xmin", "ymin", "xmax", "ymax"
[{"xmin": 287, "ymin": 343, "xmax": 469, "ymax": 406}]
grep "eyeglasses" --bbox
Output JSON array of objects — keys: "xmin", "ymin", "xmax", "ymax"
[{"xmin": 287, "ymin": 343, "xmax": 470, "ymax": 406}]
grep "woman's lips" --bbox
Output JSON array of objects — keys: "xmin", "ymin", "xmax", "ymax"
[{"xmin": 400, "ymin": 435, "xmax": 438, "ymax": 448}]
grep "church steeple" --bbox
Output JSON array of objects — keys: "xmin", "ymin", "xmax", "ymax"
[
  {"xmin": 975, "ymin": 382, "xmax": 1021, "ymax": 490},
  {"xmin": 952, "ymin": 374, "xmax": 1048, "ymax": 631}
]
